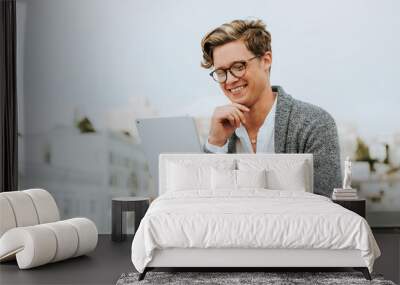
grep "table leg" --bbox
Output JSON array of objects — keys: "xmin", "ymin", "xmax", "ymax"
[
  {"xmin": 134, "ymin": 201, "xmax": 149, "ymax": 235},
  {"xmin": 112, "ymin": 201, "xmax": 123, "ymax": 242}
]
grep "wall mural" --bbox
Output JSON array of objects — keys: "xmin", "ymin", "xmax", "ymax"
[{"xmin": 16, "ymin": 0, "xmax": 400, "ymax": 233}]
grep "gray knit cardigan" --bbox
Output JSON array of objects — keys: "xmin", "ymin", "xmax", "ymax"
[{"xmin": 204, "ymin": 85, "xmax": 342, "ymax": 197}]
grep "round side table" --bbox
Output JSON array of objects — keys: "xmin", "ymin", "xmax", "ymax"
[{"xmin": 111, "ymin": 197, "xmax": 150, "ymax": 242}]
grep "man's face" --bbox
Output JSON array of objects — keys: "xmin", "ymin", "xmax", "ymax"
[{"xmin": 212, "ymin": 40, "xmax": 271, "ymax": 107}]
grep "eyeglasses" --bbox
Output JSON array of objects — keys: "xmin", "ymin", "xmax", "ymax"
[{"xmin": 209, "ymin": 56, "xmax": 259, "ymax": 83}]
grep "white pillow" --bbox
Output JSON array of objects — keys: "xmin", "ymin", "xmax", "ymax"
[
  {"xmin": 236, "ymin": 169, "xmax": 267, "ymax": 189},
  {"xmin": 166, "ymin": 159, "xmax": 236, "ymax": 192},
  {"xmin": 266, "ymin": 166, "xmax": 306, "ymax": 191},
  {"xmin": 211, "ymin": 168, "xmax": 268, "ymax": 190},
  {"xmin": 211, "ymin": 168, "xmax": 236, "ymax": 190},
  {"xmin": 167, "ymin": 162, "xmax": 210, "ymax": 191},
  {"xmin": 237, "ymin": 158, "xmax": 308, "ymax": 192}
]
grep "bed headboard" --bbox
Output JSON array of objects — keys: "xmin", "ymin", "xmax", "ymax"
[{"xmin": 158, "ymin": 153, "xmax": 314, "ymax": 195}]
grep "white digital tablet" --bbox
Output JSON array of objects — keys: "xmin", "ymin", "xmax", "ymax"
[{"xmin": 135, "ymin": 116, "xmax": 203, "ymax": 181}]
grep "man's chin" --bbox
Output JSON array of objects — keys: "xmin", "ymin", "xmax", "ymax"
[{"xmin": 229, "ymin": 96, "xmax": 249, "ymax": 106}]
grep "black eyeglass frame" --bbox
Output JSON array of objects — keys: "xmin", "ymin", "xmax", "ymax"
[{"xmin": 209, "ymin": 56, "xmax": 259, "ymax": 83}]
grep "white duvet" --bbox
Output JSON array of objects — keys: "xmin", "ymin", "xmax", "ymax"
[{"xmin": 131, "ymin": 190, "xmax": 380, "ymax": 273}]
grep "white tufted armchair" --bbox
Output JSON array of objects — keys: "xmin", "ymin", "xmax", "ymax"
[{"xmin": 0, "ymin": 189, "xmax": 98, "ymax": 269}]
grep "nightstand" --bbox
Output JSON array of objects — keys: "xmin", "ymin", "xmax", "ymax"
[
  {"xmin": 332, "ymin": 199, "xmax": 366, "ymax": 218},
  {"xmin": 112, "ymin": 197, "xmax": 150, "ymax": 242}
]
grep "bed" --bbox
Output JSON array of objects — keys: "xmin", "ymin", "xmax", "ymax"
[{"xmin": 131, "ymin": 153, "xmax": 380, "ymax": 281}]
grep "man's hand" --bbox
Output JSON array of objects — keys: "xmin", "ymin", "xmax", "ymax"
[{"xmin": 208, "ymin": 103, "xmax": 250, "ymax": 146}]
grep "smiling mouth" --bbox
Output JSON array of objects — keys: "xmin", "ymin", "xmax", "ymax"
[{"xmin": 229, "ymin": 84, "xmax": 247, "ymax": 94}]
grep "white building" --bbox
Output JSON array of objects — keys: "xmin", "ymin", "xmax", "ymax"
[{"xmin": 21, "ymin": 126, "xmax": 154, "ymax": 234}]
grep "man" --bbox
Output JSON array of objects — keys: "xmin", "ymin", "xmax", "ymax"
[{"xmin": 201, "ymin": 19, "xmax": 341, "ymax": 197}]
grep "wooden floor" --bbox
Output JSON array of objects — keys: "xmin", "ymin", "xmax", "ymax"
[{"xmin": 0, "ymin": 235, "xmax": 134, "ymax": 285}]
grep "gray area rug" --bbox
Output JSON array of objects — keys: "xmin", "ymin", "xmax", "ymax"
[{"xmin": 116, "ymin": 271, "xmax": 396, "ymax": 285}]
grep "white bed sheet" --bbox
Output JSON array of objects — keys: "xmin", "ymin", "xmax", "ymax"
[{"xmin": 131, "ymin": 190, "xmax": 380, "ymax": 273}]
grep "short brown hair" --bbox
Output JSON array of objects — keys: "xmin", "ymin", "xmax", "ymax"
[{"xmin": 201, "ymin": 19, "xmax": 272, "ymax": 69}]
